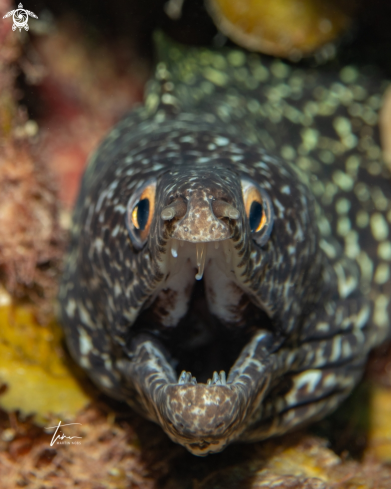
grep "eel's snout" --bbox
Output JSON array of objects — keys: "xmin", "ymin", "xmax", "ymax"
[
  {"xmin": 156, "ymin": 168, "xmax": 244, "ymax": 245},
  {"xmin": 156, "ymin": 383, "xmax": 242, "ymax": 455},
  {"xmin": 165, "ymin": 188, "xmax": 239, "ymax": 243}
]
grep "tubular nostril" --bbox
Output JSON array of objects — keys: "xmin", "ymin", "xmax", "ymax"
[
  {"xmin": 161, "ymin": 199, "xmax": 187, "ymax": 220},
  {"xmin": 212, "ymin": 200, "xmax": 240, "ymax": 220}
]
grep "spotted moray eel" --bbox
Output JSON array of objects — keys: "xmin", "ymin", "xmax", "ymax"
[{"xmin": 59, "ymin": 33, "xmax": 391, "ymax": 456}]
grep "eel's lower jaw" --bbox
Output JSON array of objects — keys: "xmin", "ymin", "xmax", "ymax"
[{"xmin": 122, "ymin": 331, "xmax": 278, "ymax": 456}]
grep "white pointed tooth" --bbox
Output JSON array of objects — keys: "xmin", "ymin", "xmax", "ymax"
[
  {"xmin": 178, "ymin": 370, "xmax": 187, "ymax": 384},
  {"xmin": 171, "ymin": 239, "xmax": 179, "ymax": 258},
  {"xmin": 212, "ymin": 371, "xmax": 220, "ymax": 385},
  {"xmin": 207, "ymin": 379, "xmax": 212, "ymax": 386},
  {"xmin": 220, "ymin": 371, "xmax": 226, "ymax": 385},
  {"xmin": 178, "ymin": 370, "xmax": 195, "ymax": 384},
  {"xmin": 195, "ymin": 242, "xmax": 207, "ymax": 280}
]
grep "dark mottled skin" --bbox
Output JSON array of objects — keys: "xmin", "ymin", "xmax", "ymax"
[{"xmin": 59, "ymin": 33, "xmax": 391, "ymax": 455}]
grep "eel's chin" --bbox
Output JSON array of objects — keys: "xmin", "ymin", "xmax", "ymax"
[{"xmin": 121, "ymin": 330, "xmax": 280, "ymax": 455}]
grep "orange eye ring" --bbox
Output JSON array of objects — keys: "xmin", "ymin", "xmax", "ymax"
[
  {"xmin": 241, "ymin": 178, "xmax": 274, "ymax": 246},
  {"xmin": 126, "ymin": 179, "xmax": 156, "ymax": 250}
]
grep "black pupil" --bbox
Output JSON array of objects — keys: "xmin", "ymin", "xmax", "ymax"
[
  {"xmin": 136, "ymin": 198, "xmax": 150, "ymax": 230},
  {"xmin": 249, "ymin": 201, "xmax": 263, "ymax": 232}
]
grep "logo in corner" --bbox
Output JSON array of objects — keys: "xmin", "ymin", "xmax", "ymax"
[
  {"xmin": 44, "ymin": 421, "xmax": 83, "ymax": 446},
  {"xmin": 3, "ymin": 3, "xmax": 38, "ymax": 32}
]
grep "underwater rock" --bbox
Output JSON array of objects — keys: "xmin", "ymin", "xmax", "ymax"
[
  {"xmin": 205, "ymin": 0, "xmax": 356, "ymax": 59},
  {"xmin": 0, "ymin": 296, "xmax": 90, "ymax": 424}
]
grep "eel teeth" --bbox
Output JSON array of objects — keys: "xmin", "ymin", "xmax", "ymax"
[
  {"xmin": 171, "ymin": 239, "xmax": 179, "ymax": 258},
  {"xmin": 178, "ymin": 370, "xmax": 197, "ymax": 385},
  {"xmin": 220, "ymin": 371, "xmax": 227, "ymax": 385},
  {"xmin": 195, "ymin": 243, "xmax": 207, "ymax": 280},
  {"xmin": 207, "ymin": 371, "xmax": 227, "ymax": 386}
]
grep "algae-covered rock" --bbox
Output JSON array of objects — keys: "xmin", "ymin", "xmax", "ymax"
[
  {"xmin": 153, "ymin": 434, "xmax": 391, "ymax": 488},
  {"xmin": 206, "ymin": 0, "xmax": 356, "ymax": 59},
  {"xmin": 0, "ymin": 0, "xmax": 64, "ymax": 306},
  {"xmin": 0, "ymin": 291, "xmax": 90, "ymax": 424},
  {"xmin": 367, "ymin": 385, "xmax": 391, "ymax": 462},
  {"xmin": 0, "ymin": 407, "xmax": 154, "ymax": 489}
]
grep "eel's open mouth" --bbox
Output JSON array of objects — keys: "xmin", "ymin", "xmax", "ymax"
[
  {"xmin": 132, "ymin": 237, "xmax": 274, "ymax": 381},
  {"xmin": 121, "ymin": 238, "xmax": 282, "ymax": 456}
]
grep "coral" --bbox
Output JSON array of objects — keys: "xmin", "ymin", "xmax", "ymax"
[{"xmin": 0, "ymin": 0, "xmax": 64, "ymax": 305}]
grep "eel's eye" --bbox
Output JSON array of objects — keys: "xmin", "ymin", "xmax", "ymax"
[
  {"xmin": 241, "ymin": 178, "xmax": 274, "ymax": 246},
  {"xmin": 132, "ymin": 198, "xmax": 150, "ymax": 231},
  {"xmin": 126, "ymin": 179, "xmax": 156, "ymax": 249}
]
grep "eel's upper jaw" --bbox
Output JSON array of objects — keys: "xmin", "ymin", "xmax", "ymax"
[
  {"xmin": 123, "ymin": 331, "xmax": 276, "ymax": 455},
  {"xmin": 153, "ymin": 183, "xmax": 251, "ymax": 328},
  {"xmin": 152, "ymin": 236, "xmax": 250, "ymax": 328}
]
